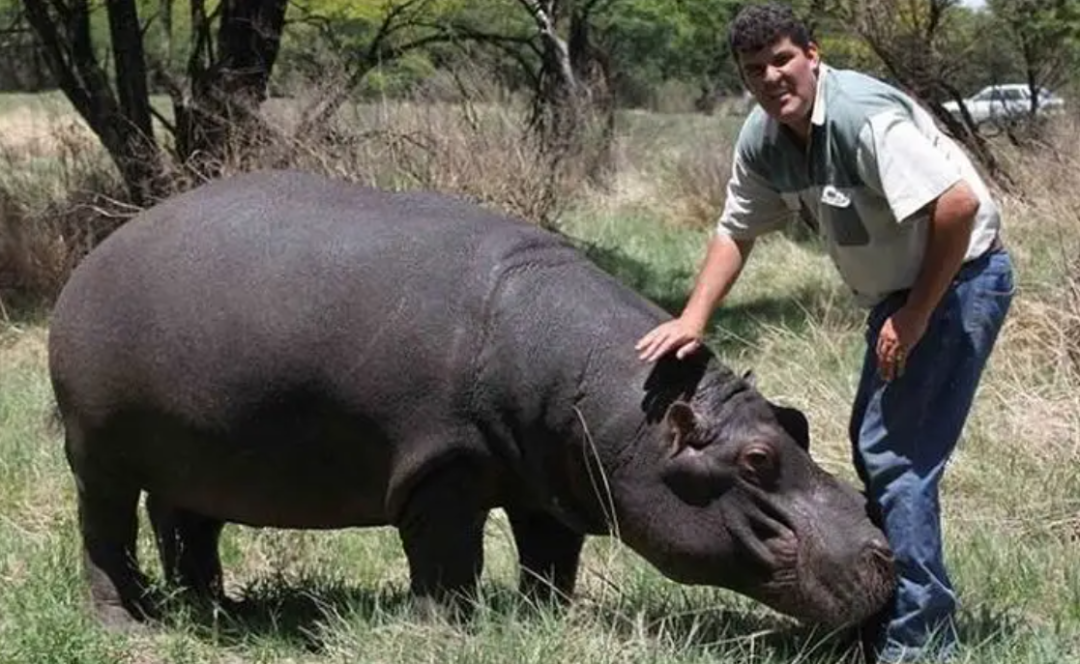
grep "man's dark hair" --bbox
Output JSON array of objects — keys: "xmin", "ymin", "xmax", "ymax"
[{"xmin": 728, "ymin": 2, "xmax": 813, "ymax": 56}]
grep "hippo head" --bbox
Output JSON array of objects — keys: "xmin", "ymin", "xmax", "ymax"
[{"xmin": 614, "ymin": 354, "xmax": 895, "ymax": 628}]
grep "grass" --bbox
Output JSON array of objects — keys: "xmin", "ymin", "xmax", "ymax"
[{"xmin": 1, "ymin": 91, "xmax": 1079, "ymax": 663}]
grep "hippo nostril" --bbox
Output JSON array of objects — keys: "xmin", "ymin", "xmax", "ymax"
[{"xmin": 868, "ymin": 537, "xmax": 891, "ymax": 554}]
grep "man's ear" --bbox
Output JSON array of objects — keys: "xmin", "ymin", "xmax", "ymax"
[{"xmin": 768, "ymin": 401, "xmax": 810, "ymax": 451}]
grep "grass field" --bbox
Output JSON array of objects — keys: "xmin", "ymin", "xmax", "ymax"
[{"xmin": 0, "ymin": 92, "xmax": 1078, "ymax": 663}]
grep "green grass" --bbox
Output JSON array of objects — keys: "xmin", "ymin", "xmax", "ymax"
[{"xmin": 1, "ymin": 93, "xmax": 1079, "ymax": 663}]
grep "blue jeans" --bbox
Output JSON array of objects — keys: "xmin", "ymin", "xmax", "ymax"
[{"xmin": 850, "ymin": 248, "xmax": 1014, "ymax": 663}]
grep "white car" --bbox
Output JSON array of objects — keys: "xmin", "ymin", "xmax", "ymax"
[{"xmin": 942, "ymin": 84, "xmax": 1065, "ymax": 128}]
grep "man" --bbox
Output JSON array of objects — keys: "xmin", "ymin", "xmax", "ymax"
[{"xmin": 635, "ymin": 3, "xmax": 1014, "ymax": 663}]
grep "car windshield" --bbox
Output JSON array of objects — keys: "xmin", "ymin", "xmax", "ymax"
[{"xmin": 972, "ymin": 86, "xmax": 1032, "ymax": 102}]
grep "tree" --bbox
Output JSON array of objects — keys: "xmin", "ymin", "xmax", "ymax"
[
  {"xmin": 20, "ymin": 0, "xmax": 290, "ymax": 203},
  {"xmin": 23, "ymin": 0, "xmax": 162, "ymax": 204},
  {"xmin": 988, "ymin": 0, "xmax": 1080, "ymax": 117},
  {"xmin": 164, "ymin": 1, "xmax": 289, "ymax": 167},
  {"xmin": 597, "ymin": 0, "xmax": 744, "ymax": 111}
]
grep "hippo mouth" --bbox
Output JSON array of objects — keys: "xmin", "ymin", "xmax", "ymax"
[
  {"xmin": 754, "ymin": 534, "xmax": 895, "ymax": 628},
  {"xmin": 723, "ymin": 484, "xmax": 896, "ymax": 628}
]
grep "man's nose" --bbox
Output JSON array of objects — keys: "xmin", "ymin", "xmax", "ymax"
[{"xmin": 762, "ymin": 65, "xmax": 782, "ymax": 84}]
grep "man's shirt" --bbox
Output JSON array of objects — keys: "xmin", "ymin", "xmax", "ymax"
[{"xmin": 718, "ymin": 64, "xmax": 1001, "ymax": 307}]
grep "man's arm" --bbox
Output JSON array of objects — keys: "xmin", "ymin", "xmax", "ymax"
[
  {"xmin": 876, "ymin": 180, "xmax": 978, "ymax": 380},
  {"xmin": 635, "ymin": 232, "xmax": 754, "ymax": 362},
  {"xmin": 901, "ymin": 181, "xmax": 979, "ymax": 320}
]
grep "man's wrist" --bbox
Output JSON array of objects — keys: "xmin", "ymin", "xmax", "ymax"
[
  {"xmin": 678, "ymin": 309, "xmax": 709, "ymax": 336},
  {"xmin": 899, "ymin": 296, "xmax": 935, "ymax": 322}
]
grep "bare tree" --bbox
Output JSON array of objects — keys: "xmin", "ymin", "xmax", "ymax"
[
  {"xmin": 291, "ymin": 0, "xmax": 456, "ymax": 141},
  {"xmin": 156, "ymin": 0, "xmax": 289, "ymax": 171},
  {"xmin": 21, "ymin": 0, "xmax": 290, "ymax": 201},
  {"xmin": 518, "ymin": 0, "xmax": 615, "ymax": 162},
  {"xmin": 22, "ymin": 0, "xmax": 165, "ymax": 204}
]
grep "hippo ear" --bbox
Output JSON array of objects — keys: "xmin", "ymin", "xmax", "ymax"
[
  {"xmin": 769, "ymin": 401, "xmax": 810, "ymax": 451},
  {"xmin": 665, "ymin": 401, "xmax": 701, "ymax": 452},
  {"xmin": 742, "ymin": 369, "xmax": 756, "ymax": 386}
]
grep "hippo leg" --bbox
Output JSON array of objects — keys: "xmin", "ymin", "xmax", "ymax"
[
  {"xmin": 75, "ymin": 475, "xmax": 156, "ymax": 627},
  {"xmin": 506, "ymin": 508, "xmax": 584, "ymax": 604},
  {"xmin": 146, "ymin": 495, "xmax": 225, "ymax": 602},
  {"xmin": 396, "ymin": 459, "xmax": 487, "ymax": 618}
]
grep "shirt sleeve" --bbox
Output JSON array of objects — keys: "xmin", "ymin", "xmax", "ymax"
[
  {"xmin": 716, "ymin": 149, "xmax": 793, "ymax": 240},
  {"xmin": 856, "ymin": 111, "xmax": 963, "ymax": 223}
]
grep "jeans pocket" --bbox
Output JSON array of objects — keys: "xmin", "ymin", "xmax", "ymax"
[{"xmin": 967, "ymin": 257, "xmax": 1015, "ymax": 338}]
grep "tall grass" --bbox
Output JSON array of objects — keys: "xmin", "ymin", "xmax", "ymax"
[{"xmin": 0, "ymin": 91, "xmax": 1078, "ymax": 663}]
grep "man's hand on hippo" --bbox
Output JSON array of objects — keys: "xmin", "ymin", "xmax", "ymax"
[{"xmin": 636, "ymin": 318, "xmax": 705, "ymax": 363}]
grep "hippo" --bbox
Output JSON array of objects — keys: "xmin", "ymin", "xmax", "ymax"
[{"xmin": 48, "ymin": 169, "xmax": 894, "ymax": 630}]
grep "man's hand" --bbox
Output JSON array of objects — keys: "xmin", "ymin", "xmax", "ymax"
[
  {"xmin": 636, "ymin": 318, "xmax": 705, "ymax": 363},
  {"xmin": 876, "ymin": 305, "xmax": 930, "ymax": 381},
  {"xmin": 633, "ymin": 233, "xmax": 753, "ymax": 364}
]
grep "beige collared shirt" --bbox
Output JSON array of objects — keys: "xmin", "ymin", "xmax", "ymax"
[{"xmin": 719, "ymin": 64, "xmax": 1001, "ymax": 307}]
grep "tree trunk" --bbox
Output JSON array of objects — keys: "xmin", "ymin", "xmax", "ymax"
[
  {"xmin": 174, "ymin": 0, "xmax": 288, "ymax": 171},
  {"xmin": 526, "ymin": 0, "xmax": 614, "ymax": 183},
  {"xmin": 22, "ymin": 0, "xmax": 166, "ymax": 205}
]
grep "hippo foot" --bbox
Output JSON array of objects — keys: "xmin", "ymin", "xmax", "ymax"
[{"xmin": 89, "ymin": 593, "xmax": 159, "ymax": 633}]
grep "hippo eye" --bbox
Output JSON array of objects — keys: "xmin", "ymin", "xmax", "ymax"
[{"xmin": 738, "ymin": 445, "xmax": 778, "ymax": 486}]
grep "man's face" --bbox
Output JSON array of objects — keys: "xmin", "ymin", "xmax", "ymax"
[{"xmin": 737, "ymin": 36, "xmax": 820, "ymax": 132}]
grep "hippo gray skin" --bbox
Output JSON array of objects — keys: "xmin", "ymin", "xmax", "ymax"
[{"xmin": 49, "ymin": 169, "xmax": 894, "ymax": 631}]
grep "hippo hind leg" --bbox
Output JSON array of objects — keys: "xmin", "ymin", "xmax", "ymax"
[
  {"xmin": 146, "ymin": 495, "xmax": 225, "ymax": 603},
  {"xmin": 74, "ymin": 472, "xmax": 156, "ymax": 628},
  {"xmin": 396, "ymin": 458, "xmax": 487, "ymax": 619},
  {"xmin": 505, "ymin": 508, "xmax": 584, "ymax": 605}
]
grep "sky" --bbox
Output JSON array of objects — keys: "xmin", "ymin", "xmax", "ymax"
[{"xmin": 960, "ymin": 0, "xmax": 986, "ymax": 7}]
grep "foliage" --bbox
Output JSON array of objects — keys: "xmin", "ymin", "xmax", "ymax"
[
  {"xmin": 987, "ymin": 0, "xmax": 1080, "ymax": 95},
  {"xmin": 593, "ymin": 0, "xmax": 744, "ymax": 109}
]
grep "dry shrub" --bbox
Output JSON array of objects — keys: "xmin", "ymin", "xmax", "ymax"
[
  {"xmin": 229, "ymin": 70, "xmax": 592, "ymax": 230},
  {"xmin": 987, "ymin": 116, "xmax": 1080, "ymax": 380},
  {"xmin": 0, "ymin": 120, "xmax": 132, "ymax": 310},
  {"xmin": 658, "ymin": 126, "xmax": 734, "ymax": 230},
  {"xmin": 662, "ymin": 140, "xmax": 734, "ymax": 229}
]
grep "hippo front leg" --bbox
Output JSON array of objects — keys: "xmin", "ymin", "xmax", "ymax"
[
  {"xmin": 396, "ymin": 458, "xmax": 488, "ymax": 618},
  {"xmin": 506, "ymin": 508, "xmax": 584, "ymax": 604}
]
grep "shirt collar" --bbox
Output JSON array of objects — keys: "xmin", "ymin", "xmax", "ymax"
[{"xmin": 810, "ymin": 62, "xmax": 829, "ymax": 127}]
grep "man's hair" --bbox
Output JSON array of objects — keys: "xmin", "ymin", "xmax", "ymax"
[{"xmin": 728, "ymin": 2, "xmax": 813, "ymax": 56}]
